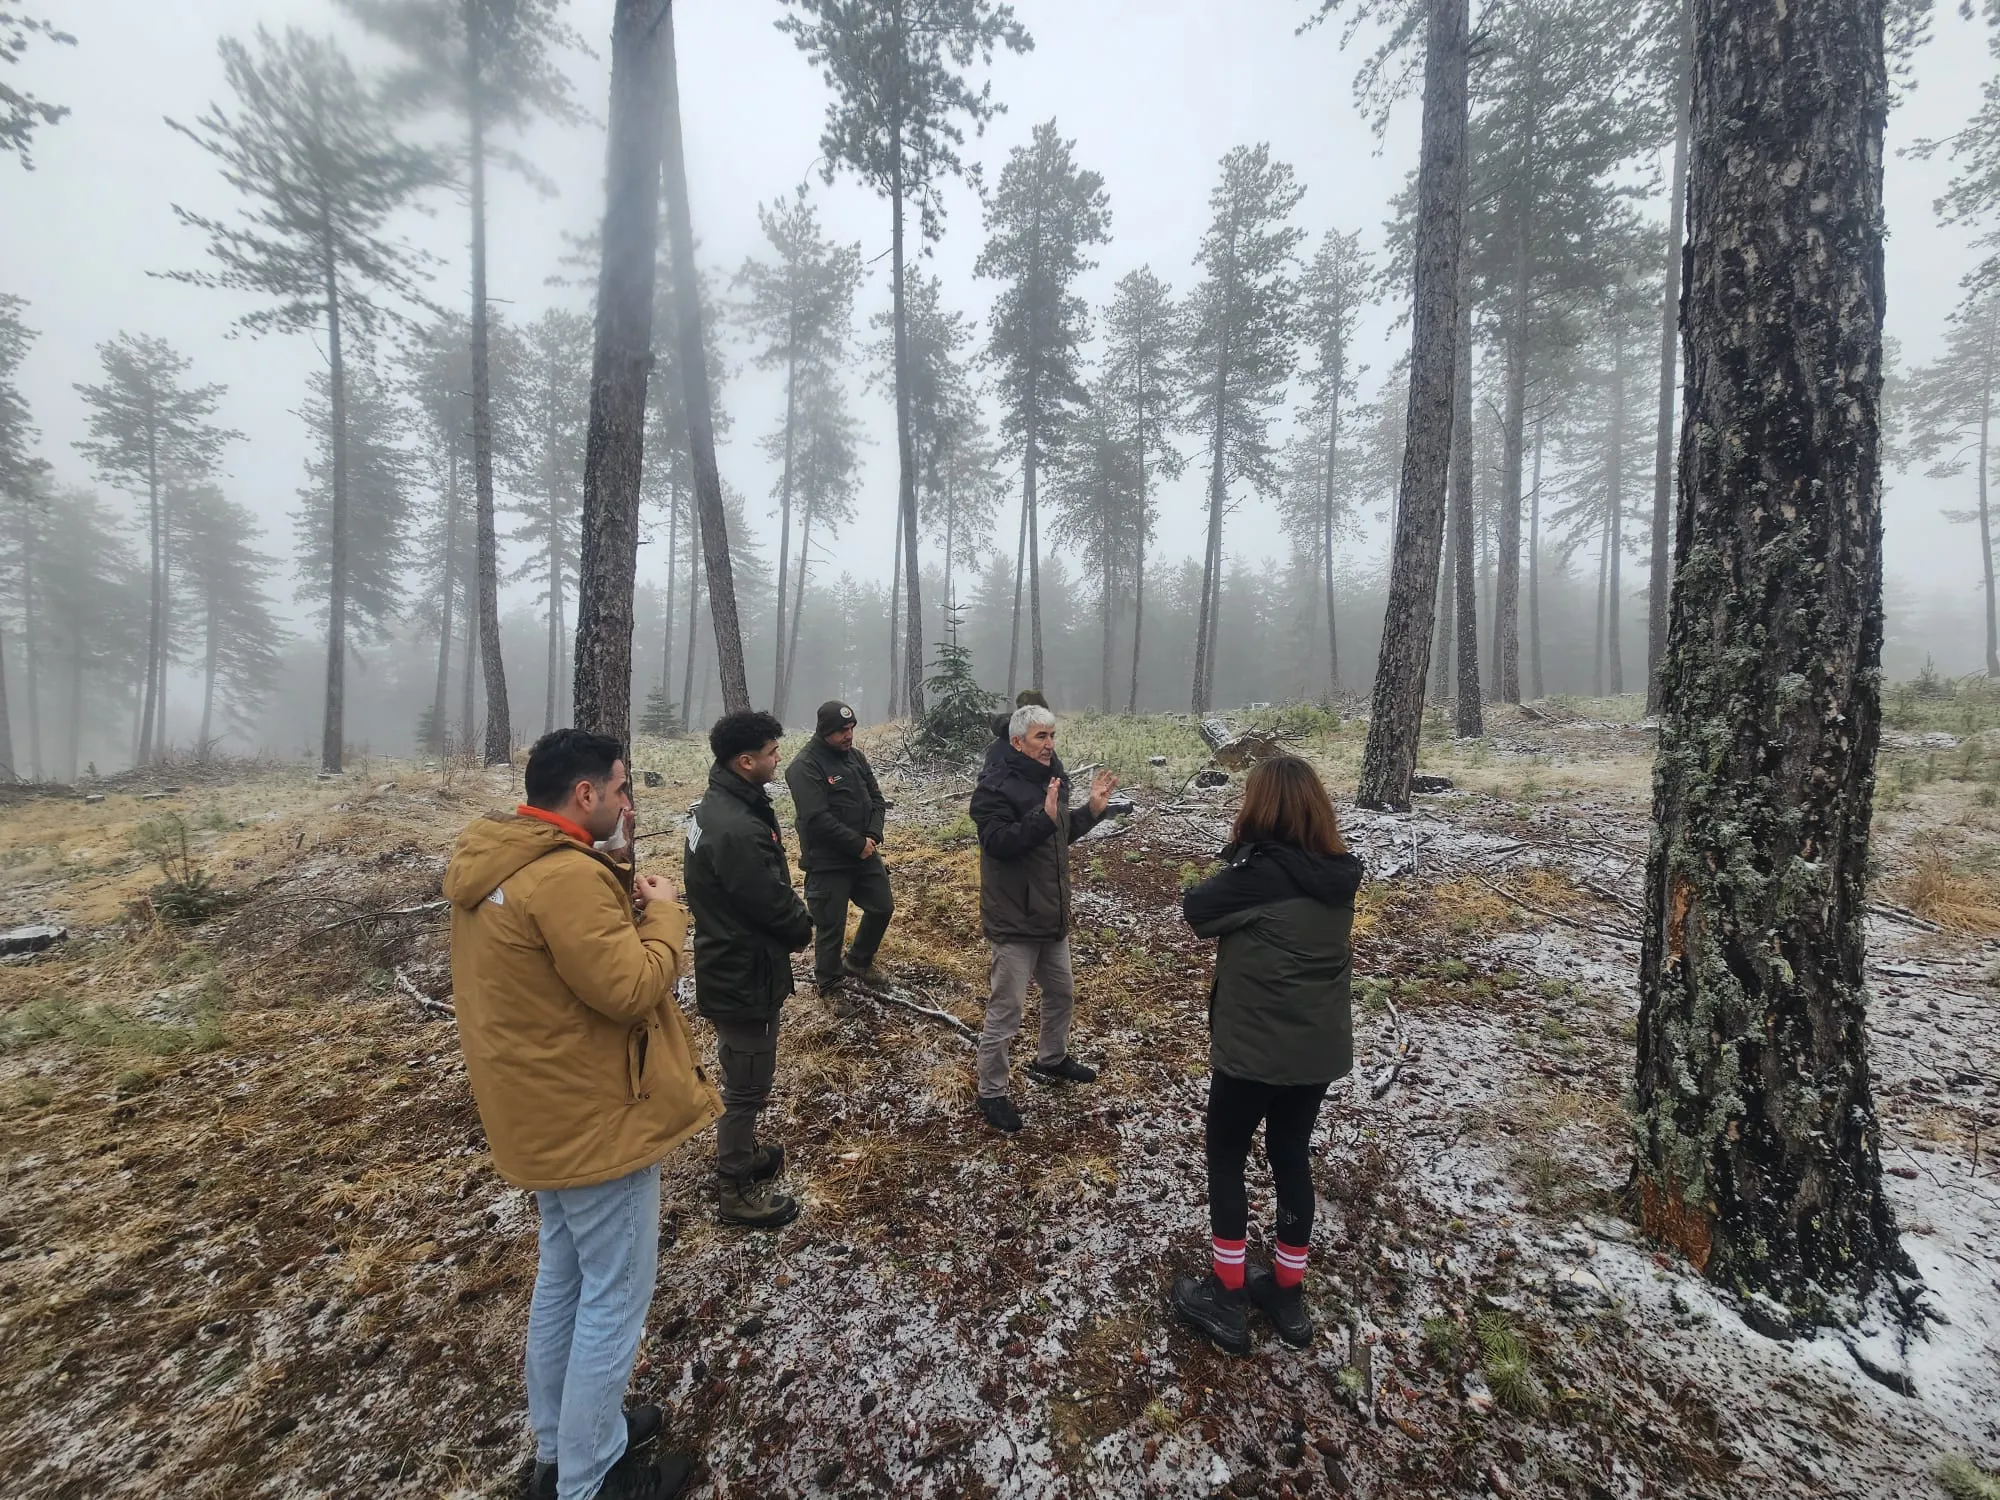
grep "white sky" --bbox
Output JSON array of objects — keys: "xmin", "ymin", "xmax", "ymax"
[{"xmin": 2, "ymin": 0, "xmax": 1993, "ymax": 641}]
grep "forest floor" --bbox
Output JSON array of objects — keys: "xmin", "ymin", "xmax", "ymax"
[{"xmin": 0, "ymin": 698, "xmax": 1997, "ymax": 1500}]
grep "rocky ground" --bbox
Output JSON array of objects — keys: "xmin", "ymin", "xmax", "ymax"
[{"xmin": 0, "ymin": 701, "xmax": 1996, "ymax": 1500}]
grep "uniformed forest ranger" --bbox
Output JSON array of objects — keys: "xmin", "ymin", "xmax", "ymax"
[
  {"xmin": 784, "ymin": 700, "xmax": 893, "ymax": 1001},
  {"xmin": 683, "ymin": 711, "xmax": 814, "ymax": 1229}
]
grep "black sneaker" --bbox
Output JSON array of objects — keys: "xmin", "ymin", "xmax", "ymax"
[
  {"xmin": 1026, "ymin": 1054, "xmax": 1098, "ymax": 1085},
  {"xmin": 530, "ymin": 1409, "xmax": 667, "ymax": 1500},
  {"xmin": 978, "ymin": 1094, "xmax": 1023, "ymax": 1134},
  {"xmin": 1245, "ymin": 1265, "xmax": 1314, "ymax": 1348},
  {"xmin": 593, "ymin": 1452, "xmax": 692, "ymax": 1500},
  {"xmin": 1170, "ymin": 1272, "xmax": 1251, "ymax": 1356}
]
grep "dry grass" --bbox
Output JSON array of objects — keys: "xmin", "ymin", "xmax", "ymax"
[{"xmin": 1899, "ymin": 845, "xmax": 2000, "ymax": 935}]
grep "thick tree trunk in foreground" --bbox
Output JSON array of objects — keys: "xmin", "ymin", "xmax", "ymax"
[
  {"xmin": 1358, "ymin": 0, "xmax": 1467, "ymax": 809},
  {"xmin": 660, "ymin": 2, "xmax": 748, "ymax": 718},
  {"xmin": 1647, "ymin": 0, "xmax": 1694, "ymax": 713},
  {"xmin": 1635, "ymin": 0, "xmax": 1907, "ymax": 1320},
  {"xmin": 1452, "ymin": 288, "xmax": 1482, "ymax": 737},
  {"xmin": 575, "ymin": 0, "xmax": 671, "ymax": 747}
]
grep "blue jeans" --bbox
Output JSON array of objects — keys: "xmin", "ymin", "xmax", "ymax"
[{"xmin": 526, "ymin": 1164, "xmax": 661, "ymax": 1500}]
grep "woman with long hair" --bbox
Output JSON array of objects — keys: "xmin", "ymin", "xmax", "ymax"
[{"xmin": 1169, "ymin": 755, "xmax": 1364, "ymax": 1353}]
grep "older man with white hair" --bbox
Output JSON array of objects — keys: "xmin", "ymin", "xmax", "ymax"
[{"xmin": 967, "ymin": 702, "xmax": 1118, "ymax": 1133}]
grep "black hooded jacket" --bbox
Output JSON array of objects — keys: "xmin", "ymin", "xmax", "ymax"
[
  {"xmin": 970, "ymin": 744, "xmax": 1102, "ymax": 942},
  {"xmin": 682, "ymin": 763, "xmax": 814, "ymax": 1023},
  {"xmin": 1182, "ymin": 841, "xmax": 1365, "ymax": 1086}
]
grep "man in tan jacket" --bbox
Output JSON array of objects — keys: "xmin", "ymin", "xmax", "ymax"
[{"xmin": 446, "ymin": 729, "xmax": 719, "ymax": 1500}]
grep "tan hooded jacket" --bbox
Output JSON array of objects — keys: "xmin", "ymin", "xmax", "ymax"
[{"xmin": 443, "ymin": 813, "xmax": 721, "ymax": 1190}]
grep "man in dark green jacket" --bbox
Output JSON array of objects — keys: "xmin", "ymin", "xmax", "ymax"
[
  {"xmin": 684, "ymin": 710, "xmax": 813, "ymax": 1229},
  {"xmin": 784, "ymin": 700, "xmax": 892, "ymax": 997}
]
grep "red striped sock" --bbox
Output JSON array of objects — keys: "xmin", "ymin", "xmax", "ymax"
[
  {"xmin": 1211, "ymin": 1237, "xmax": 1247, "ymax": 1291},
  {"xmin": 1274, "ymin": 1240, "xmax": 1308, "ymax": 1289}
]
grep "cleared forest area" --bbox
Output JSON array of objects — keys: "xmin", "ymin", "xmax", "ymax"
[{"xmin": 0, "ymin": 700, "xmax": 1994, "ymax": 1500}]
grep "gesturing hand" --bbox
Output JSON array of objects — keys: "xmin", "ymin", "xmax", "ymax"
[
  {"xmin": 1043, "ymin": 775, "xmax": 1063, "ymax": 822},
  {"xmin": 633, "ymin": 873, "xmax": 677, "ymax": 911},
  {"xmin": 1088, "ymin": 768, "xmax": 1119, "ymax": 816}
]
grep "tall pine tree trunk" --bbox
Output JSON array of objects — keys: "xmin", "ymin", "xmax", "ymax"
[
  {"xmin": 1025, "ymin": 424, "xmax": 1045, "ymax": 691},
  {"xmin": 468, "ymin": 23, "xmax": 511, "ymax": 766},
  {"xmin": 784, "ymin": 497, "xmax": 813, "ymax": 710},
  {"xmin": 1358, "ymin": 0, "xmax": 1467, "ymax": 808},
  {"xmin": 1635, "ymin": 0, "xmax": 1904, "ymax": 1315},
  {"xmin": 575, "ymin": 0, "xmax": 670, "ymax": 747},
  {"xmin": 153, "ymin": 536, "xmax": 171, "ymax": 761},
  {"xmin": 1192, "ymin": 424, "xmax": 1228, "ymax": 714},
  {"xmin": 1006, "ymin": 489, "xmax": 1027, "ymax": 698},
  {"xmin": 64, "ymin": 637, "xmax": 81, "ymax": 782},
  {"xmin": 1495, "ymin": 230, "xmax": 1530, "ymax": 704},
  {"xmin": 1980, "ymin": 309, "xmax": 1998, "ymax": 678},
  {"xmin": 1126, "ymin": 509, "xmax": 1146, "ymax": 714},
  {"xmin": 1434, "ymin": 279, "xmax": 1471, "ymax": 706},
  {"xmin": 662, "ymin": 479, "xmax": 677, "ymax": 698},
  {"xmin": 545, "ymin": 490, "xmax": 562, "ymax": 734},
  {"xmin": 199, "ymin": 579, "xmax": 218, "ymax": 757},
  {"xmin": 1528, "ymin": 413, "xmax": 1546, "ymax": 699},
  {"xmin": 1453, "ymin": 285, "xmax": 1482, "ymax": 735},
  {"xmin": 888, "ymin": 135, "xmax": 926, "ymax": 719},
  {"xmin": 886, "ymin": 503, "xmax": 904, "ymax": 719},
  {"xmin": 0, "ymin": 625, "xmax": 13, "ymax": 779},
  {"xmin": 140, "ymin": 431, "xmax": 161, "ymax": 764},
  {"xmin": 1607, "ymin": 336, "xmax": 1626, "ymax": 695},
  {"xmin": 1433, "ymin": 480, "xmax": 1455, "ymax": 703},
  {"xmin": 1324, "ymin": 356, "xmax": 1344, "ymax": 695},
  {"xmin": 772, "ymin": 335, "xmax": 798, "ymax": 720},
  {"xmin": 660, "ymin": 1, "xmax": 748, "ymax": 718},
  {"xmin": 1647, "ymin": 0, "xmax": 1694, "ymax": 713},
  {"xmin": 19, "ymin": 520, "xmax": 40, "ymax": 778},
  {"xmin": 461, "ymin": 576, "xmax": 478, "ymax": 744},
  {"xmin": 682, "ymin": 493, "xmax": 703, "ymax": 731},
  {"xmin": 431, "ymin": 447, "xmax": 459, "ymax": 753},
  {"xmin": 1593, "ymin": 500, "xmax": 1610, "ymax": 697},
  {"xmin": 319, "ymin": 255, "xmax": 351, "ymax": 776}
]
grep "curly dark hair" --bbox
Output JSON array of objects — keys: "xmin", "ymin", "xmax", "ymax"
[{"xmin": 708, "ymin": 710, "xmax": 785, "ymax": 766}]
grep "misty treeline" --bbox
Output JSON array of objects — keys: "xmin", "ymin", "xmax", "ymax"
[{"xmin": 0, "ymin": 0, "xmax": 1991, "ymax": 786}]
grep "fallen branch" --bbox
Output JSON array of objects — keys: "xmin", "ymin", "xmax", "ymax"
[
  {"xmin": 312, "ymin": 899, "xmax": 448, "ymax": 935},
  {"xmin": 866, "ymin": 984, "xmax": 979, "ymax": 1047},
  {"xmin": 1472, "ymin": 872, "xmax": 1637, "ymax": 943},
  {"xmin": 393, "ymin": 967, "xmax": 456, "ymax": 1020},
  {"xmin": 1868, "ymin": 902, "xmax": 1943, "ymax": 934},
  {"xmin": 1367, "ymin": 991, "xmax": 1410, "ymax": 1100}
]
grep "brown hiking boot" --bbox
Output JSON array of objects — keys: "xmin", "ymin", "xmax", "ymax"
[{"xmin": 716, "ymin": 1174, "xmax": 800, "ymax": 1230}]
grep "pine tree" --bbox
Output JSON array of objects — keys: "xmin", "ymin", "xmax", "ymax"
[
  {"xmin": 778, "ymin": 365, "xmax": 864, "ymax": 711},
  {"xmin": 1356, "ymin": 0, "xmax": 1469, "ymax": 810},
  {"xmin": 73, "ymin": 335, "xmax": 236, "ymax": 766},
  {"xmin": 1179, "ymin": 144, "xmax": 1305, "ymax": 714},
  {"xmin": 975, "ymin": 118, "xmax": 1111, "ymax": 695},
  {"xmin": 170, "ymin": 480, "xmax": 286, "ymax": 754},
  {"xmin": 658, "ymin": 1, "xmax": 749, "ymax": 719},
  {"xmin": 1903, "ymin": 287, "xmax": 2000, "ymax": 678},
  {"xmin": 1636, "ymin": 0, "xmax": 1906, "ymax": 1316},
  {"xmin": 294, "ymin": 364, "xmax": 414, "ymax": 664},
  {"xmin": 505, "ymin": 306, "xmax": 591, "ymax": 731},
  {"xmin": 0, "ymin": 466, "xmax": 50, "ymax": 777},
  {"xmin": 337, "ymin": 0, "xmax": 584, "ymax": 765},
  {"xmin": 0, "ymin": 294, "xmax": 50, "ymax": 777},
  {"xmin": 164, "ymin": 27, "xmax": 441, "ymax": 772},
  {"xmin": 574, "ymin": 0, "xmax": 673, "ymax": 748},
  {"xmin": 400, "ymin": 313, "xmax": 480, "ymax": 750},
  {"xmin": 1291, "ymin": 228, "xmax": 1369, "ymax": 696},
  {"xmin": 1463, "ymin": 0, "xmax": 1658, "ymax": 703},
  {"xmin": 1098, "ymin": 268, "xmax": 1183, "ymax": 713},
  {"xmin": 779, "ymin": 0, "xmax": 1033, "ymax": 719},
  {"xmin": 0, "ymin": 4, "xmax": 74, "ymax": 169},
  {"xmin": 1049, "ymin": 383, "xmax": 1144, "ymax": 710},
  {"xmin": 37, "ymin": 487, "xmax": 145, "ymax": 781},
  {"xmin": 735, "ymin": 186, "xmax": 863, "ymax": 721}
]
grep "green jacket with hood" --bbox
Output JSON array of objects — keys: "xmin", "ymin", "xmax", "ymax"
[{"xmin": 682, "ymin": 763, "xmax": 814, "ymax": 1023}]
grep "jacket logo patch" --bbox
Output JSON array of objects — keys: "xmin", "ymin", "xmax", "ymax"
[
  {"xmin": 827, "ymin": 775, "xmax": 842, "ymax": 785},
  {"xmin": 685, "ymin": 814, "xmax": 703, "ymax": 853},
  {"xmin": 484, "ymin": 886, "xmax": 506, "ymax": 907}
]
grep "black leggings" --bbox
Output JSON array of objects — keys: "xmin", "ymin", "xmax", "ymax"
[{"xmin": 1206, "ymin": 1071, "xmax": 1331, "ymax": 1245}]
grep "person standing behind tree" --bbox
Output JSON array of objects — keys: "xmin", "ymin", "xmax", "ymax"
[
  {"xmin": 683, "ymin": 711, "xmax": 814, "ymax": 1230},
  {"xmin": 970, "ymin": 703, "xmax": 1118, "ymax": 1134},
  {"xmin": 784, "ymin": 700, "xmax": 893, "ymax": 1003},
  {"xmin": 1169, "ymin": 756, "xmax": 1363, "ymax": 1356},
  {"xmin": 444, "ymin": 729, "xmax": 718, "ymax": 1500}
]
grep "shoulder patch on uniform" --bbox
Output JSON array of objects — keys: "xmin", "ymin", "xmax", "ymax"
[{"xmin": 484, "ymin": 886, "xmax": 506, "ymax": 907}]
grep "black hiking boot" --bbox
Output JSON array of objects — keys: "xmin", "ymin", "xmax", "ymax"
[
  {"xmin": 591, "ymin": 1451, "xmax": 692, "ymax": 1500},
  {"xmin": 1170, "ymin": 1272, "xmax": 1251, "ymax": 1356},
  {"xmin": 716, "ymin": 1174, "xmax": 800, "ymax": 1230},
  {"xmin": 978, "ymin": 1094, "xmax": 1024, "ymax": 1134},
  {"xmin": 842, "ymin": 956, "xmax": 888, "ymax": 988},
  {"xmin": 1246, "ymin": 1265, "xmax": 1314, "ymax": 1349},
  {"xmin": 1026, "ymin": 1054, "xmax": 1097, "ymax": 1086},
  {"xmin": 529, "ymin": 1408, "xmax": 666, "ymax": 1500}
]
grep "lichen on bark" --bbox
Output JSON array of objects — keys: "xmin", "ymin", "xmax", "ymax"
[{"xmin": 1632, "ymin": 0, "xmax": 1910, "ymax": 1325}]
